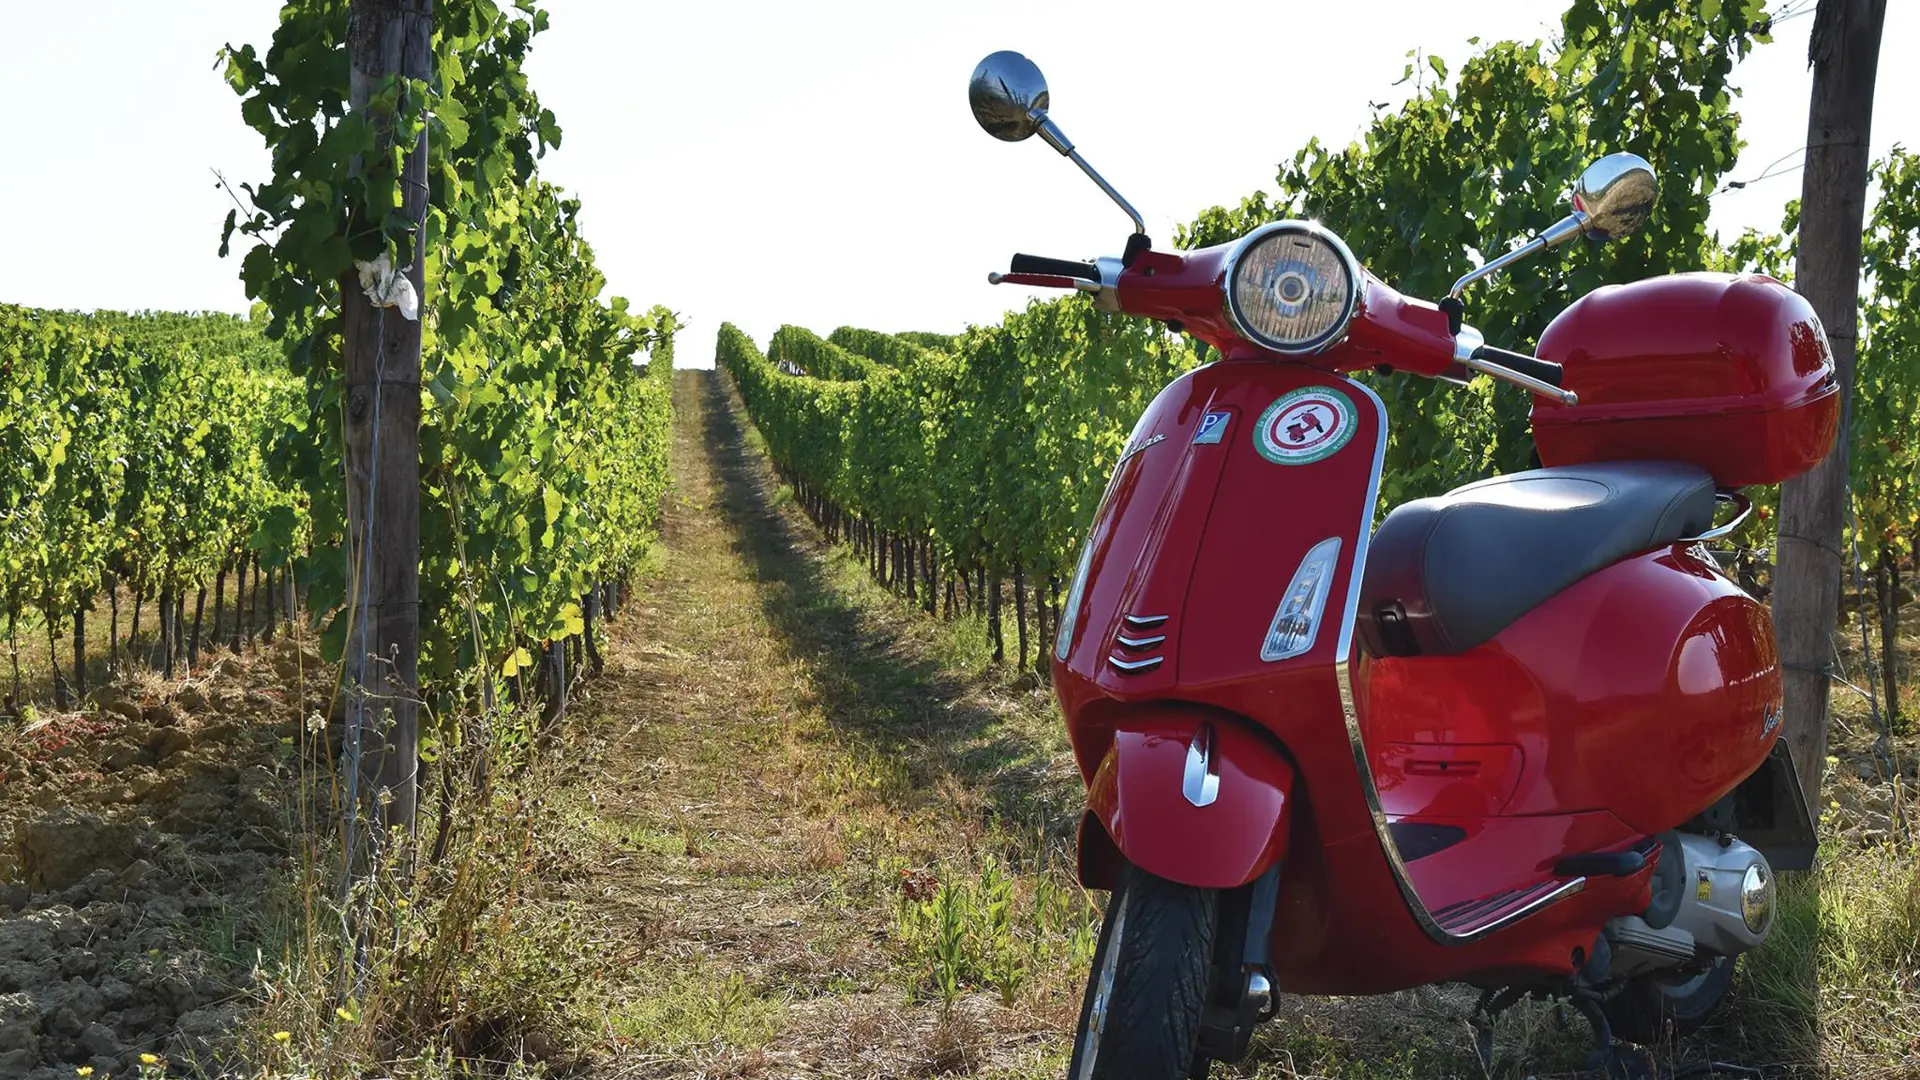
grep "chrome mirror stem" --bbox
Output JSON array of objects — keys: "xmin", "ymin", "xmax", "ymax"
[
  {"xmin": 1447, "ymin": 210, "xmax": 1589, "ymax": 298},
  {"xmin": 969, "ymin": 52, "xmax": 1148, "ymax": 236},
  {"xmin": 1032, "ymin": 112, "xmax": 1146, "ymax": 235},
  {"xmin": 1070, "ymin": 150, "xmax": 1148, "ymax": 236}
]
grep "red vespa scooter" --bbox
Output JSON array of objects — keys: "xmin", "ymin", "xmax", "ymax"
[{"xmin": 967, "ymin": 52, "xmax": 1835, "ymax": 1079}]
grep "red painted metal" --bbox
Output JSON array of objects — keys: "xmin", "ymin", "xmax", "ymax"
[
  {"xmin": 1365, "ymin": 545, "xmax": 1780, "ymax": 835},
  {"xmin": 1532, "ymin": 272, "xmax": 1840, "ymax": 487},
  {"xmin": 1036, "ymin": 241, "xmax": 1796, "ymax": 998},
  {"xmin": 1114, "ymin": 249, "xmax": 1457, "ymax": 374},
  {"xmin": 1081, "ymin": 705, "xmax": 1295, "ymax": 889}
]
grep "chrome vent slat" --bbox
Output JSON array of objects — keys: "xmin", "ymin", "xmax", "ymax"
[
  {"xmin": 1114, "ymin": 633, "xmax": 1167, "ymax": 650},
  {"xmin": 1121, "ymin": 613, "xmax": 1169, "ymax": 629},
  {"xmin": 1106, "ymin": 655, "xmax": 1164, "ymax": 674}
]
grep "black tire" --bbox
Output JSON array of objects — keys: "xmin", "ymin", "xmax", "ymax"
[
  {"xmin": 1066, "ymin": 865, "xmax": 1220, "ymax": 1080},
  {"xmin": 1602, "ymin": 955, "xmax": 1738, "ymax": 1044}
]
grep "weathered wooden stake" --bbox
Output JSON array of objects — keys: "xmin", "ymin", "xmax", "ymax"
[
  {"xmin": 342, "ymin": 0, "xmax": 431, "ymax": 836},
  {"xmin": 72, "ymin": 601, "xmax": 86, "ymax": 698},
  {"xmin": 189, "ymin": 587, "xmax": 207, "ymax": 670},
  {"xmin": 1773, "ymin": 0, "xmax": 1887, "ymax": 801}
]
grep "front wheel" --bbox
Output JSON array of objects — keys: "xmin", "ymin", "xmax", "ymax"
[
  {"xmin": 1602, "ymin": 955, "xmax": 1738, "ymax": 1044},
  {"xmin": 1067, "ymin": 865, "xmax": 1220, "ymax": 1080}
]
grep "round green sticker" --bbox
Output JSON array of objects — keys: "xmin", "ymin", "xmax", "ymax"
[{"xmin": 1254, "ymin": 386, "xmax": 1358, "ymax": 465}]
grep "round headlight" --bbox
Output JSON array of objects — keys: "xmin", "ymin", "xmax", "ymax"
[
  {"xmin": 1223, "ymin": 221, "xmax": 1361, "ymax": 355},
  {"xmin": 1740, "ymin": 862, "xmax": 1774, "ymax": 933}
]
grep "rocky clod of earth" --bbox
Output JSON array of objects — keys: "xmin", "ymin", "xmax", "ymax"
[
  {"xmin": 15, "ymin": 811, "xmax": 136, "ymax": 891},
  {"xmin": 0, "ymin": 637, "xmax": 321, "ymax": 1080}
]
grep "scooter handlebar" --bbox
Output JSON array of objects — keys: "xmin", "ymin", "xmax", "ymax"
[
  {"xmin": 1471, "ymin": 344, "xmax": 1564, "ymax": 388},
  {"xmin": 1009, "ymin": 253, "xmax": 1102, "ymax": 281},
  {"xmin": 1459, "ymin": 342, "xmax": 1578, "ymax": 405}
]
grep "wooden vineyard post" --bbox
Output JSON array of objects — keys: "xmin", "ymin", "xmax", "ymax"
[
  {"xmin": 342, "ymin": 0, "xmax": 431, "ymax": 837},
  {"xmin": 1773, "ymin": 0, "xmax": 1887, "ymax": 802},
  {"xmin": 72, "ymin": 602, "xmax": 85, "ymax": 698}
]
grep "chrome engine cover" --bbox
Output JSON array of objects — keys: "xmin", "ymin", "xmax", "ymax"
[
  {"xmin": 1604, "ymin": 833, "xmax": 1774, "ymax": 978},
  {"xmin": 1669, "ymin": 832, "xmax": 1774, "ymax": 955}
]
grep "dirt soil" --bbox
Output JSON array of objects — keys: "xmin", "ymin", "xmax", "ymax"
[{"xmin": 0, "ymin": 641, "xmax": 318, "ymax": 1080}]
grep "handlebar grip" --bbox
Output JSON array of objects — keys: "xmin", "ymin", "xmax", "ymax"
[
  {"xmin": 1472, "ymin": 345, "xmax": 1564, "ymax": 388},
  {"xmin": 1010, "ymin": 253, "xmax": 1100, "ymax": 281}
]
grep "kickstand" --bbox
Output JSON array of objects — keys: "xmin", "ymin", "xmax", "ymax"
[
  {"xmin": 1569, "ymin": 990, "xmax": 1655, "ymax": 1079},
  {"xmin": 1567, "ymin": 991, "xmax": 1764, "ymax": 1080}
]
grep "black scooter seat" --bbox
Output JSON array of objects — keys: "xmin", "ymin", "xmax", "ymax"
[{"xmin": 1357, "ymin": 461, "xmax": 1718, "ymax": 657}]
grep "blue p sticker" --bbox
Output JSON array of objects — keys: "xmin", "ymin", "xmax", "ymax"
[{"xmin": 1193, "ymin": 410, "xmax": 1232, "ymax": 445}]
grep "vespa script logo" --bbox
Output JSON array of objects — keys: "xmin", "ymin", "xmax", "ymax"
[{"xmin": 1254, "ymin": 387, "xmax": 1358, "ymax": 465}]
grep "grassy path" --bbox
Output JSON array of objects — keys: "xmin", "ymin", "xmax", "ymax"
[{"xmin": 572, "ymin": 370, "xmax": 1089, "ymax": 1079}]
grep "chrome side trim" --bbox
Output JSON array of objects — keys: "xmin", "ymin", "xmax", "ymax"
[
  {"xmin": 1682, "ymin": 491, "xmax": 1753, "ymax": 543},
  {"xmin": 1442, "ymin": 878, "xmax": 1590, "ymax": 938},
  {"xmin": 1182, "ymin": 722, "xmax": 1220, "ymax": 807},
  {"xmin": 1336, "ymin": 664, "xmax": 1584, "ymax": 943},
  {"xmin": 1107, "ymin": 655, "xmax": 1164, "ymax": 674},
  {"xmin": 1336, "ymin": 377, "xmax": 1586, "ymax": 945},
  {"xmin": 1334, "ymin": 377, "xmax": 1389, "ymax": 667},
  {"xmin": 1122, "ymin": 613, "xmax": 1169, "ymax": 629},
  {"xmin": 1114, "ymin": 632, "xmax": 1167, "ymax": 650}
]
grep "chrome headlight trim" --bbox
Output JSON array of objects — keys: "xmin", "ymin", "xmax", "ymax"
[{"xmin": 1221, "ymin": 220, "xmax": 1362, "ymax": 356}]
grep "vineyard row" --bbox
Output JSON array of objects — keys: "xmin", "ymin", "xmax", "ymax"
[
  {"xmin": 718, "ymin": 308, "xmax": 1195, "ymax": 673},
  {"xmin": 0, "ymin": 300, "xmax": 675, "ymax": 718}
]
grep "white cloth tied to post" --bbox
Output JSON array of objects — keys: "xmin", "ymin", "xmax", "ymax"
[{"xmin": 354, "ymin": 253, "xmax": 421, "ymax": 321}]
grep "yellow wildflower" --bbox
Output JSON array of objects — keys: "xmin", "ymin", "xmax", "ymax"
[
  {"xmin": 141, "ymin": 1054, "xmax": 159, "ymax": 1066},
  {"xmin": 272, "ymin": 1031, "xmax": 291, "ymax": 1043}
]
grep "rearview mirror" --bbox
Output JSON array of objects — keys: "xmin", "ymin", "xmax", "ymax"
[
  {"xmin": 1572, "ymin": 152, "xmax": 1658, "ymax": 241},
  {"xmin": 1448, "ymin": 151, "xmax": 1660, "ymax": 299},
  {"xmin": 964, "ymin": 50, "xmax": 1146, "ymax": 235},
  {"xmin": 969, "ymin": 51, "xmax": 1050, "ymax": 142}
]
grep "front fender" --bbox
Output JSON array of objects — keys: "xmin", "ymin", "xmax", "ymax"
[{"xmin": 1079, "ymin": 708, "xmax": 1294, "ymax": 890}]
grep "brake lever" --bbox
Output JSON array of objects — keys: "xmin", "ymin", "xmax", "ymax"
[
  {"xmin": 987, "ymin": 271, "xmax": 1101, "ymax": 293},
  {"xmin": 1459, "ymin": 355, "xmax": 1579, "ymax": 405},
  {"xmin": 1452, "ymin": 326, "xmax": 1579, "ymax": 406}
]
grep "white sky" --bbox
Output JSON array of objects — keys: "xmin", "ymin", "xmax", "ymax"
[{"xmin": 1, "ymin": 1, "xmax": 1914, "ymax": 368}]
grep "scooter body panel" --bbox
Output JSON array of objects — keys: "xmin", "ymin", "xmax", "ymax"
[
  {"xmin": 1053, "ymin": 355, "xmax": 1769, "ymax": 994},
  {"xmin": 1082, "ymin": 705, "xmax": 1295, "ymax": 890},
  {"xmin": 1364, "ymin": 545, "xmax": 1782, "ymax": 836},
  {"xmin": 1054, "ymin": 358, "xmax": 1384, "ymax": 756}
]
